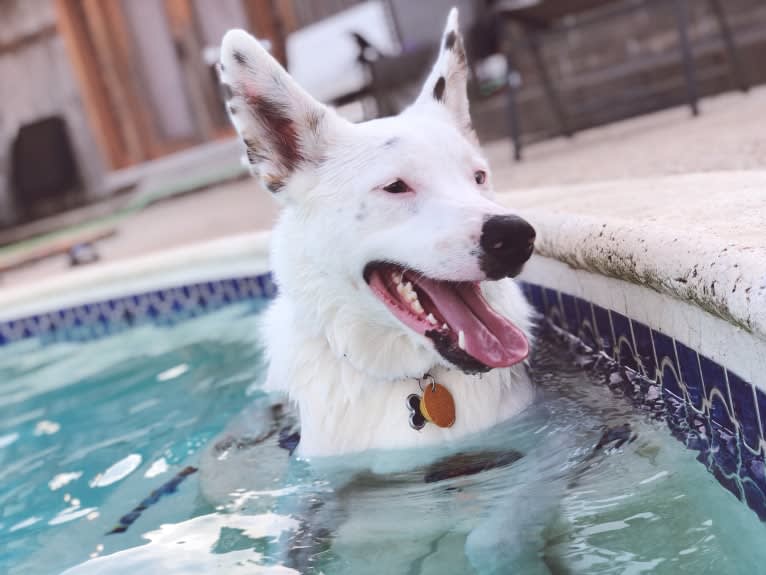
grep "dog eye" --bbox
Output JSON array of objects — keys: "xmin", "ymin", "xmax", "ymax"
[
  {"xmin": 474, "ymin": 170, "xmax": 487, "ymax": 185},
  {"xmin": 383, "ymin": 179, "xmax": 411, "ymax": 194}
]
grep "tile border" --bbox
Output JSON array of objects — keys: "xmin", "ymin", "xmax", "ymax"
[
  {"xmin": 520, "ymin": 279, "xmax": 766, "ymax": 521},
  {"xmin": 0, "ymin": 274, "xmax": 276, "ymax": 346}
]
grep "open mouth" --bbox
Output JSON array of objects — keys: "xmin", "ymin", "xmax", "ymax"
[{"xmin": 364, "ymin": 263, "xmax": 529, "ymax": 372}]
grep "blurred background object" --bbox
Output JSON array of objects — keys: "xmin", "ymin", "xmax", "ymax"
[
  {"xmin": 490, "ymin": 0, "xmax": 750, "ymax": 159},
  {"xmin": 0, "ymin": 0, "xmax": 765, "ymax": 282}
]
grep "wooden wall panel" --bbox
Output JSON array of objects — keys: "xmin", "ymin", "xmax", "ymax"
[
  {"xmin": 99, "ymin": 0, "xmax": 157, "ymax": 159},
  {"xmin": 80, "ymin": 0, "xmax": 146, "ymax": 164},
  {"xmin": 55, "ymin": 0, "xmax": 126, "ymax": 169},
  {"xmin": 164, "ymin": 0, "xmax": 215, "ymax": 142}
]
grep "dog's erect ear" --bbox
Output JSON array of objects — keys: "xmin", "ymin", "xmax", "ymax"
[
  {"xmin": 219, "ymin": 30, "xmax": 336, "ymax": 194},
  {"xmin": 414, "ymin": 8, "xmax": 471, "ymax": 134}
]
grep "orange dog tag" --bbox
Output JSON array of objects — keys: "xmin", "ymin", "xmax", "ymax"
[{"xmin": 420, "ymin": 383, "xmax": 456, "ymax": 428}]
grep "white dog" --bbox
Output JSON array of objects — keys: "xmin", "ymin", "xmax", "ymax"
[
  {"xmin": 216, "ymin": 8, "xmax": 537, "ymax": 458},
  {"xmin": 199, "ymin": 11, "xmax": 556, "ymax": 572}
]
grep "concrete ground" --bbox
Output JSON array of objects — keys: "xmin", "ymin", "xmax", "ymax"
[
  {"xmin": 1, "ymin": 180, "xmax": 277, "ymax": 287},
  {"xmin": 1, "ymin": 85, "xmax": 764, "ymax": 288},
  {"xmin": 486, "ymin": 85, "xmax": 766, "ymax": 189}
]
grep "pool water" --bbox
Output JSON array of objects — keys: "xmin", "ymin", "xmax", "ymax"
[{"xmin": 1, "ymin": 301, "xmax": 764, "ymax": 574}]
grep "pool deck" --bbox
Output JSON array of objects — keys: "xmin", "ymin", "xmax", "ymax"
[{"xmin": 0, "ymin": 85, "xmax": 765, "ymax": 309}]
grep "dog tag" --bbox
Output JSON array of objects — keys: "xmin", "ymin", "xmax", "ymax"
[{"xmin": 420, "ymin": 383, "xmax": 456, "ymax": 428}]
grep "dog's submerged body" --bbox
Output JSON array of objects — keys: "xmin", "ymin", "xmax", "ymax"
[{"xmin": 216, "ymin": 9, "xmax": 537, "ymax": 458}]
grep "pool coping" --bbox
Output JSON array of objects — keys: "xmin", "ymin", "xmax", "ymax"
[{"xmin": 505, "ymin": 170, "xmax": 766, "ymax": 340}]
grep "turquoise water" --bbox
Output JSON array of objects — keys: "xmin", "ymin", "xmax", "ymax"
[{"xmin": 1, "ymin": 301, "xmax": 765, "ymax": 574}]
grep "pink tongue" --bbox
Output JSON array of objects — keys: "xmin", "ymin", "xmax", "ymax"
[{"xmin": 413, "ymin": 277, "xmax": 529, "ymax": 368}]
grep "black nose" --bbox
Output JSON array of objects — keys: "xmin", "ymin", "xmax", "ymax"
[{"xmin": 479, "ymin": 215, "xmax": 536, "ymax": 279}]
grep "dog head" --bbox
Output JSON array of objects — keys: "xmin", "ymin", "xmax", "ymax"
[{"xmin": 220, "ymin": 9, "xmax": 535, "ymax": 379}]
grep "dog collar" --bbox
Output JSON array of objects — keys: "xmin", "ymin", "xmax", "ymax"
[{"xmin": 406, "ymin": 374, "xmax": 456, "ymax": 430}]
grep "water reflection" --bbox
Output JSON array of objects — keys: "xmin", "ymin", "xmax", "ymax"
[{"xmin": 62, "ymin": 512, "xmax": 300, "ymax": 575}]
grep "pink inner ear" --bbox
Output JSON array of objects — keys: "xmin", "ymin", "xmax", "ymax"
[{"xmin": 239, "ymin": 85, "xmax": 304, "ymax": 176}]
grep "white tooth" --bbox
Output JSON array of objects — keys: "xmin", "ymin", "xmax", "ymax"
[
  {"xmin": 393, "ymin": 272, "xmax": 403, "ymax": 284},
  {"xmin": 442, "ymin": 323, "xmax": 449, "ymax": 330},
  {"xmin": 426, "ymin": 313, "xmax": 437, "ymax": 325},
  {"xmin": 397, "ymin": 283, "xmax": 406, "ymax": 295},
  {"xmin": 412, "ymin": 300, "xmax": 424, "ymax": 314},
  {"xmin": 458, "ymin": 330, "xmax": 466, "ymax": 350}
]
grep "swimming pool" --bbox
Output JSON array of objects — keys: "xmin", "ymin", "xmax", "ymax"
[{"xmin": 2, "ymin": 280, "xmax": 765, "ymax": 574}]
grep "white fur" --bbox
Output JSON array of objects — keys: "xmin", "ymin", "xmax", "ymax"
[{"xmin": 219, "ymin": 9, "xmax": 536, "ymax": 457}]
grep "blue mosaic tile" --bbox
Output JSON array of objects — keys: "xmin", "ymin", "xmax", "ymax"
[
  {"xmin": 755, "ymin": 389, "xmax": 766, "ymax": 451},
  {"xmin": 526, "ymin": 284, "xmax": 546, "ymax": 316},
  {"xmin": 0, "ymin": 274, "xmax": 276, "ymax": 347},
  {"xmin": 711, "ymin": 458, "xmax": 744, "ymax": 501},
  {"xmin": 685, "ymin": 410, "xmax": 712, "ymax": 457},
  {"xmin": 259, "ymin": 274, "xmax": 277, "ymax": 298},
  {"xmin": 708, "ymin": 385, "xmax": 736, "ymax": 435},
  {"xmin": 709, "ymin": 389, "xmax": 738, "ymax": 449},
  {"xmin": 659, "ymin": 357, "xmax": 691, "ymax": 446},
  {"xmin": 699, "ymin": 354, "xmax": 726, "ymax": 401},
  {"xmin": 519, "ymin": 282, "xmax": 533, "ymax": 303},
  {"xmin": 630, "ymin": 320, "xmax": 657, "ymax": 382},
  {"xmin": 542, "ymin": 288, "xmax": 565, "ymax": 329},
  {"xmin": 652, "ymin": 329, "xmax": 676, "ymax": 370},
  {"xmin": 559, "ymin": 293, "xmax": 579, "ymax": 335},
  {"xmin": 741, "ymin": 455, "xmax": 766, "ymax": 520},
  {"xmin": 653, "ymin": 332, "xmax": 683, "ymax": 401},
  {"xmin": 675, "ymin": 341, "xmax": 705, "ymax": 414},
  {"xmin": 728, "ymin": 370, "xmax": 761, "ymax": 455},
  {"xmin": 611, "ymin": 312, "xmax": 638, "ymax": 372},
  {"xmin": 574, "ymin": 297, "xmax": 597, "ymax": 350},
  {"xmin": 610, "ymin": 311, "xmax": 630, "ymax": 347},
  {"xmin": 591, "ymin": 305, "xmax": 614, "ymax": 357}
]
